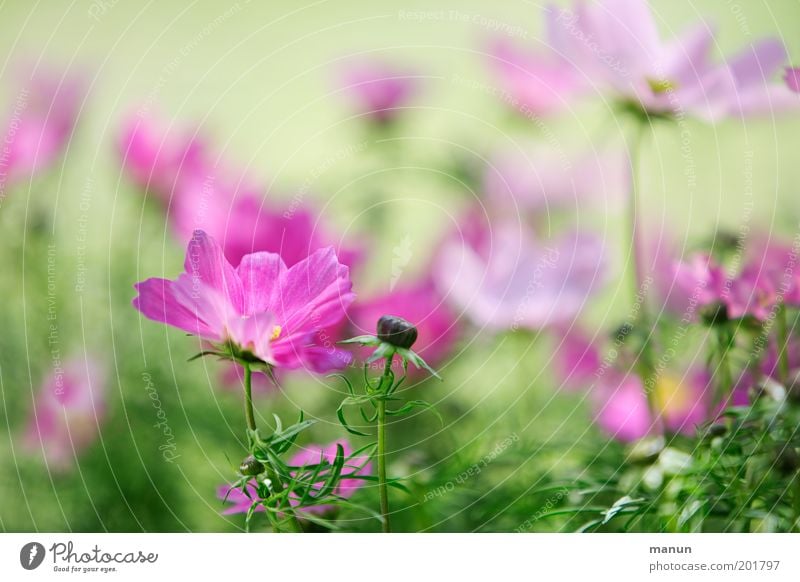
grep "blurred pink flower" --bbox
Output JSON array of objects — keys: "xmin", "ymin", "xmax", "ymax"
[
  {"xmin": 350, "ymin": 279, "xmax": 461, "ymax": 372},
  {"xmin": 553, "ymin": 326, "xmax": 603, "ymax": 391},
  {"xmin": 484, "ymin": 143, "xmax": 627, "ymax": 213},
  {"xmin": 435, "ymin": 216, "xmax": 607, "ymax": 331},
  {"xmin": 545, "ymin": 0, "xmax": 796, "ymax": 119},
  {"xmin": 0, "ymin": 68, "xmax": 84, "ymax": 192},
  {"xmin": 287, "ymin": 440, "xmax": 371, "ymax": 514},
  {"xmin": 217, "ymin": 440, "xmax": 370, "ymax": 516},
  {"xmin": 117, "ymin": 113, "xmax": 207, "ymax": 205},
  {"xmin": 592, "ymin": 373, "xmax": 653, "ymax": 442},
  {"xmin": 119, "ymin": 115, "xmax": 363, "ymax": 273},
  {"xmin": 132, "ymin": 230, "xmax": 354, "ymax": 372},
  {"xmin": 672, "ymin": 253, "xmax": 727, "ymax": 313},
  {"xmin": 24, "ymin": 355, "xmax": 106, "ymax": 470},
  {"xmin": 338, "ymin": 60, "xmax": 418, "ymax": 123},
  {"xmin": 637, "ymin": 229, "xmax": 710, "ymax": 318},
  {"xmin": 785, "ymin": 67, "xmax": 800, "ymax": 93},
  {"xmin": 594, "ymin": 370, "xmax": 710, "ymax": 441},
  {"xmin": 486, "ymin": 38, "xmax": 584, "ymax": 117},
  {"xmin": 729, "ymin": 335, "xmax": 800, "ymax": 403},
  {"xmin": 173, "ymin": 190, "xmax": 363, "ymax": 270},
  {"xmin": 725, "ymin": 265, "xmax": 777, "ymax": 321},
  {"xmin": 674, "ymin": 240, "xmax": 800, "ymax": 322},
  {"xmin": 217, "ymin": 481, "xmax": 264, "ymax": 515},
  {"xmin": 556, "ymin": 328, "xmax": 710, "ymax": 441}
]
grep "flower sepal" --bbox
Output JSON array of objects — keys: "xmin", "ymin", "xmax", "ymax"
[{"xmin": 341, "ymin": 335, "xmax": 441, "ymax": 380}]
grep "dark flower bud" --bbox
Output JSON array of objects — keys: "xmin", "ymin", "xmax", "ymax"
[
  {"xmin": 377, "ymin": 315, "xmax": 418, "ymax": 349},
  {"xmin": 705, "ymin": 423, "xmax": 728, "ymax": 439},
  {"xmin": 714, "ymin": 231, "xmax": 741, "ymax": 253},
  {"xmin": 612, "ymin": 323, "xmax": 634, "ymax": 343},
  {"xmin": 699, "ymin": 301, "xmax": 728, "ymax": 326},
  {"xmin": 239, "ymin": 454, "xmax": 265, "ymax": 476},
  {"xmin": 774, "ymin": 444, "xmax": 800, "ymax": 475}
]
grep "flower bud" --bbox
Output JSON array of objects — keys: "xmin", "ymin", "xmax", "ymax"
[
  {"xmin": 699, "ymin": 301, "xmax": 728, "ymax": 326},
  {"xmin": 775, "ymin": 443, "xmax": 800, "ymax": 475},
  {"xmin": 612, "ymin": 323, "xmax": 634, "ymax": 344},
  {"xmin": 377, "ymin": 315, "xmax": 418, "ymax": 349},
  {"xmin": 705, "ymin": 423, "xmax": 728, "ymax": 439},
  {"xmin": 239, "ymin": 454, "xmax": 265, "ymax": 476}
]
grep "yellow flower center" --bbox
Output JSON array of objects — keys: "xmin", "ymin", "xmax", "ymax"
[
  {"xmin": 270, "ymin": 325, "xmax": 282, "ymax": 341},
  {"xmin": 647, "ymin": 77, "xmax": 677, "ymax": 95},
  {"xmin": 652, "ymin": 374, "xmax": 691, "ymax": 415}
]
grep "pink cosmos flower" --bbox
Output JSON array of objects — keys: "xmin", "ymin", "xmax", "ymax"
[
  {"xmin": 24, "ymin": 355, "xmax": 106, "ymax": 470},
  {"xmin": 435, "ymin": 215, "xmax": 607, "ymax": 331},
  {"xmin": 484, "ymin": 143, "xmax": 627, "ymax": 214},
  {"xmin": 544, "ymin": 0, "xmax": 796, "ymax": 120},
  {"xmin": 350, "ymin": 279, "xmax": 461, "ymax": 372},
  {"xmin": 171, "ymin": 189, "xmax": 363, "ymax": 378},
  {"xmin": 338, "ymin": 60, "xmax": 419, "ymax": 123},
  {"xmin": 0, "ymin": 67, "xmax": 84, "ymax": 193},
  {"xmin": 486, "ymin": 38, "xmax": 585, "ymax": 117},
  {"xmin": 132, "ymin": 230, "xmax": 354, "ymax": 372},
  {"xmin": 217, "ymin": 440, "xmax": 371, "ymax": 516},
  {"xmin": 219, "ymin": 316, "xmax": 352, "ymax": 392}
]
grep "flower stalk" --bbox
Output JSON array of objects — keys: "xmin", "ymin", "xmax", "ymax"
[
  {"xmin": 627, "ymin": 119, "xmax": 658, "ymax": 415},
  {"xmin": 377, "ymin": 357, "xmax": 392, "ymax": 533},
  {"xmin": 337, "ymin": 314, "xmax": 441, "ymax": 533},
  {"xmin": 242, "ymin": 362, "xmax": 257, "ymax": 432},
  {"xmin": 239, "ymin": 361, "xmax": 304, "ymax": 533}
]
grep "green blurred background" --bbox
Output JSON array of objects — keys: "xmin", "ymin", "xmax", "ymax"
[{"xmin": 1, "ymin": 0, "xmax": 799, "ymax": 532}]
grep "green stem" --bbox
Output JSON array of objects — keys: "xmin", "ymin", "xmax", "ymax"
[
  {"xmin": 242, "ymin": 362, "xmax": 256, "ymax": 432},
  {"xmin": 714, "ymin": 326, "xmax": 735, "ymax": 409},
  {"xmin": 242, "ymin": 362, "xmax": 302, "ymax": 533},
  {"xmin": 377, "ymin": 356, "xmax": 392, "ymax": 533},
  {"xmin": 628, "ymin": 121, "xmax": 658, "ymax": 416},
  {"xmin": 776, "ymin": 303, "xmax": 790, "ymax": 386},
  {"xmin": 627, "ymin": 120, "xmax": 648, "ymax": 318},
  {"xmin": 265, "ymin": 464, "xmax": 303, "ymax": 533}
]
